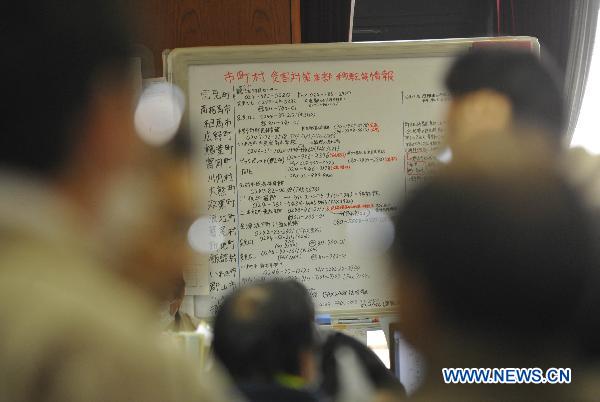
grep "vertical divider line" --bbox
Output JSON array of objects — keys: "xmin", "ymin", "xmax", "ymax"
[
  {"xmin": 402, "ymin": 90, "xmax": 407, "ymax": 195},
  {"xmin": 402, "ymin": 118, "xmax": 407, "ymax": 197},
  {"xmin": 233, "ymin": 85, "xmax": 242, "ymax": 287}
]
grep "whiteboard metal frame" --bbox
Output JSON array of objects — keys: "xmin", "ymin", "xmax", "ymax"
[
  {"xmin": 168, "ymin": 37, "xmax": 539, "ymax": 133},
  {"xmin": 167, "ymin": 37, "xmax": 539, "ymax": 317}
]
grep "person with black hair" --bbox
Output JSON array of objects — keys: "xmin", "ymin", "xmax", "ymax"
[
  {"xmin": 390, "ymin": 135, "xmax": 595, "ymax": 401},
  {"xmin": 0, "ymin": 2, "xmax": 227, "ymax": 401},
  {"xmin": 444, "ymin": 47, "xmax": 566, "ymax": 154},
  {"xmin": 444, "ymin": 46, "xmax": 600, "ymax": 391},
  {"xmin": 213, "ymin": 279, "xmax": 320, "ymax": 402}
]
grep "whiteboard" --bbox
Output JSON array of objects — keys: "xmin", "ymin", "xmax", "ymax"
[{"xmin": 168, "ymin": 37, "xmax": 538, "ymax": 317}]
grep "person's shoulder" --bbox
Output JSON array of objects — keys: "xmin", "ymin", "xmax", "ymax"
[
  {"xmin": 564, "ymin": 147, "xmax": 600, "ymax": 181},
  {"xmin": 563, "ymin": 147, "xmax": 600, "ymax": 209},
  {"xmin": 0, "ymin": 237, "xmax": 155, "ymax": 329},
  {"xmin": 0, "ymin": 242, "xmax": 227, "ymax": 402}
]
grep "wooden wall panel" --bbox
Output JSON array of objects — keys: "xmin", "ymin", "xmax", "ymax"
[
  {"xmin": 127, "ymin": 0, "xmax": 294, "ymax": 77},
  {"xmin": 291, "ymin": 0, "xmax": 302, "ymax": 43}
]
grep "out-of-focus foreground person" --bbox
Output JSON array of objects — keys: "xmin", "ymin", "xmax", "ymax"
[
  {"xmin": 0, "ymin": 2, "xmax": 226, "ymax": 401},
  {"xmin": 443, "ymin": 46, "xmax": 600, "ymax": 386},
  {"xmin": 213, "ymin": 280, "xmax": 320, "ymax": 402},
  {"xmin": 391, "ymin": 136, "xmax": 596, "ymax": 402}
]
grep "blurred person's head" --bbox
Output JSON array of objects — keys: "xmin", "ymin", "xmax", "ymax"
[
  {"xmin": 1, "ymin": 2, "xmax": 202, "ymax": 307},
  {"xmin": 444, "ymin": 47, "xmax": 566, "ymax": 153},
  {"xmin": 391, "ymin": 135, "xmax": 595, "ymax": 367},
  {"xmin": 319, "ymin": 331, "xmax": 405, "ymax": 402},
  {"xmin": 213, "ymin": 280, "xmax": 318, "ymax": 386},
  {"xmin": 2, "ymin": 1, "xmax": 137, "ymax": 215}
]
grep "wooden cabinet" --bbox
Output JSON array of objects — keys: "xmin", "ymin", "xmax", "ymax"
[{"xmin": 127, "ymin": 0, "xmax": 301, "ymax": 77}]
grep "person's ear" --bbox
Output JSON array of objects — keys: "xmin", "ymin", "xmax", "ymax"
[
  {"xmin": 394, "ymin": 264, "xmax": 438, "ymax": 357},
  {"xmin": 68, "ymin": 75, "xmax": 139, "ymax": 182},
  {"xmin": 446, "ymin": 89, "xmax": 513, "ymax": 150}
]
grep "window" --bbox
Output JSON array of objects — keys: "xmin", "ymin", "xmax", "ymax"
[{"xmin": 570, "ymin": 16, "xmax": 600, "ymax": 152}]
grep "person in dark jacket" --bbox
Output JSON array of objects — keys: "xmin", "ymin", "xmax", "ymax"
[{"xmin": 213, "ymin": 279, "xmax": 320, "ymax": 402}]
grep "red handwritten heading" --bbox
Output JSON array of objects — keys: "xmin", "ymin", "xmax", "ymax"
[{"xmin": 224, "ymin": 70, "xmax": 395, "ymax": 84}]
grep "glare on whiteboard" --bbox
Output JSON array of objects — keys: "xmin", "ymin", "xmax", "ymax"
[
  {"xmin": 345, "ymin": 209, "xmax": 395, "ymax": 256},
  {"xmin": 134, "ymin": 82, "xmax": 185, "ymax": 146},
  {"xmin": 436, "ymin": 147, "xmax": 452, "ymax": 164},
  {"xmin": 187, "ymin": 216, "xmax": 225, "ymax": 253}
]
